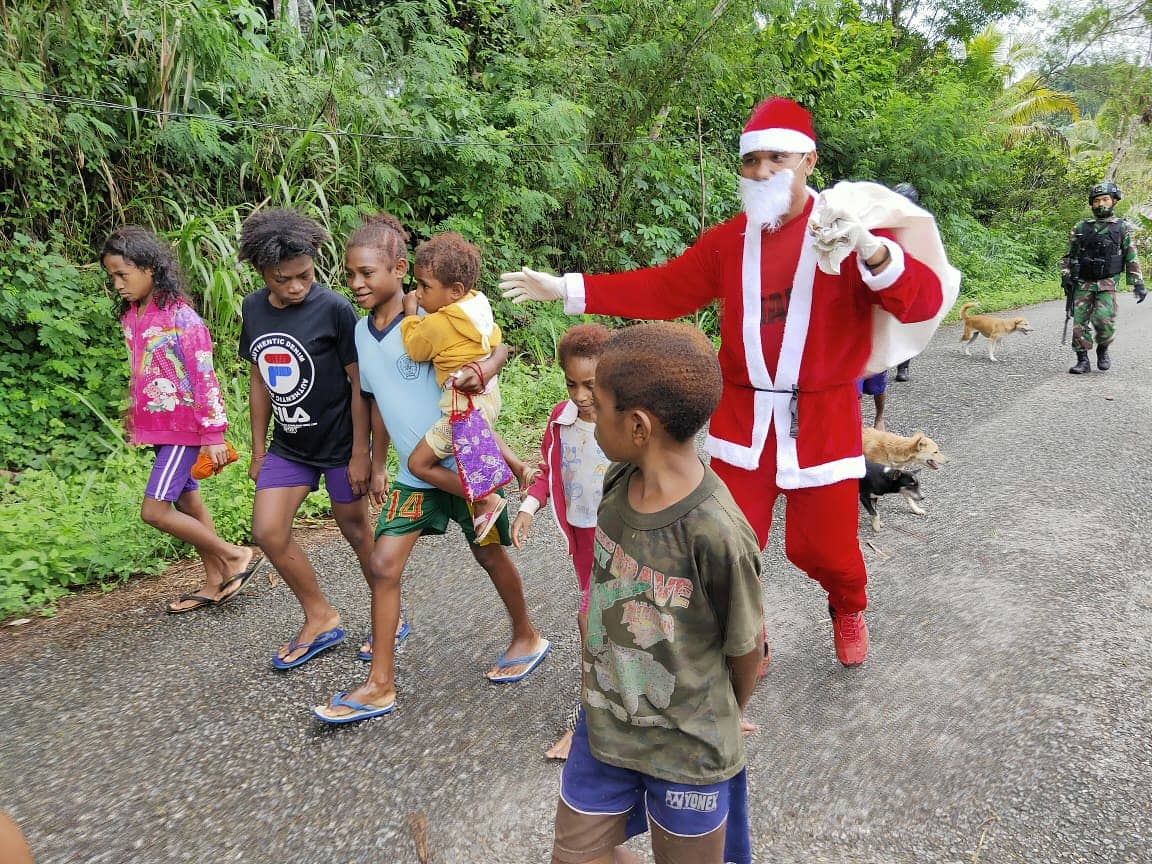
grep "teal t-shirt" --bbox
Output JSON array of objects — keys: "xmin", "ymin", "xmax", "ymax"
[
  {"xmin": 355, "ymin": 312, "xmax": 451, "ymax": 488},
  {"xmin": 583, "ymin": 462, "xmax": 764, "ymax": 785}
]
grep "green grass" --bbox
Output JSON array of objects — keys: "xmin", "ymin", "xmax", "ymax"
[{"xmin": 945, "ymin": 279, "xmax": 1062, "ymax": 323}]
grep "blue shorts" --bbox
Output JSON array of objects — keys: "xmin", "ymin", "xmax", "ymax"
[
  {"xmin": 553, "ymin": 712, "xmax": 751, "ymax": 864},
  {"xmin": 145, "ymin": 445, "xmax": 200, "ymax": 502},
  {"xmin": 255, "ymin": 452, "xmax": 360, "ymax": 504},
  {"xmin": 858, "ymin": 371, "xmax": 888, "ymax": 396}
]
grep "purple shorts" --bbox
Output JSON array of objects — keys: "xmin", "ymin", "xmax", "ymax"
[
  {"xmin": 255, "ymin": 451, "xmax": 360, "ymax": 504},
  {"xmin": 857, "ymin": 371, "xmax": 888, "ymax": 396},
  {"xmin": 145, "ymin": 445, "xmax": 200, "ymax": 503}
]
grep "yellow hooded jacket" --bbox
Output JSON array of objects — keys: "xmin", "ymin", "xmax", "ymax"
[{"xmin": 399, "ymin": 290, "xmax": 503, "ymax": 387}]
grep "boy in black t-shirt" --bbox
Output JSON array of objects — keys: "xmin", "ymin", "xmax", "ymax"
[
  {"xmin": 238, "ymin": 209, "xmax": 394, "ymax": 670},
  {"xmin": 552, "ymin": 323, "xmax": 763, "ymax": 864}
]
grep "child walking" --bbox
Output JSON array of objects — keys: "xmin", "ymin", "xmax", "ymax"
[
  {"xmin": 312, "ymin": 213, "xmax": 548, "ymax": 724},
  {"xmin": 101, "ymin": 226, "xmax": 260, "ymax": 614},
  {"xmin": 512, "ymin": 323, "xmax": 612, "ymax": 760},
  {"xmin": 237, "ymin": 208, "xmax": 384, "ymax": 670},
  {"xmin": 400, "ymin": 233, "xmax": 533, "ymax": 541},
  {"xmin": 551, "ymin": 322, "xmax": 763, "ymax": 864}
]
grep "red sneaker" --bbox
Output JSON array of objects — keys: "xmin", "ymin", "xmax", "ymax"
[{"xmin": 831, "ymin": 610, "xmax": 868, "ymax": 667}]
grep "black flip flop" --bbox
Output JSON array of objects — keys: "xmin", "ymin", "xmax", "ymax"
[
  {"xmin": 166, "ymin": 593, "xmax": 217, "ymax": 614},
  {"xmin": 216, "ymin": 552, "xmax": 264, "ymax": 606}
]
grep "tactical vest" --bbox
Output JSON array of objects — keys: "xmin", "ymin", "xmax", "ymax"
[{"xmin": 1075, "ymin": 220, "xmax": 1126, "ymax": 281}]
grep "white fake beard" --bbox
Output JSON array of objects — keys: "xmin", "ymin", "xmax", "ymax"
[{"xmin": 740, "ymin": 170, "xmax": 795, "ymax": 232}]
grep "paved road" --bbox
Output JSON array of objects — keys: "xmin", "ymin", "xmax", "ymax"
[{"xmin": 3, "ymin": 298, "xmax": 1150, "ymax": 864}]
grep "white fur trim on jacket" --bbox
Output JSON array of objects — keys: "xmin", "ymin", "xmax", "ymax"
[
  {"xmin": 563, "ymin": 273, "xmax": 586, "ymax": 315},
  {"xmin": 704, "ymin": 190, "xmax": 864, "ymax": 488}
]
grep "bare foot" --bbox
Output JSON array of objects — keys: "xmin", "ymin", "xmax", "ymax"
[
  {"xmin": 741, "ymin": 718, "xmax": 760, "ymax": 736},
  {"xmin": 873, "ymin": 418, "xmax": 886, "ymax": 432},
  {"xmin": 472, "ymin": 493, "xmax": 500, "ymax": 518},
  {"xmin": 221, "ymin": 545, "xmax": 256, "ymax": 578},
  {"xmin": 276, "ymin": 614, "xmax": 342, "ymax": 665},
  {"xmin": 313, "ymin": 681, "xmax": 396, "ymax": 721},
  {"xmin": 166, "ymin": 589, "xmax": 225, "ymax": 612},
  {"xmin": 612, "ymin": 847, "xmax": 642, "ymax": 864},
  {"xmin": 357, "ymin": 620, "xmax": 409, "ymax": 658},
  {"xmin": 545, "ymin": 730, "xmax": 573, "ymax": 760},
  {"xmin": 486, "ymin": 635, "xmax": 549, "ymax": 681}
]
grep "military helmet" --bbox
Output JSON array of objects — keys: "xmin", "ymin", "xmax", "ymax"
[
  {"xmin": 893, "ymin": 182, "xmax": 920, "ymax": 203},
  {"xmin": 1089, "ymin": 181, "xmax": 1121, "ymax": 204}
]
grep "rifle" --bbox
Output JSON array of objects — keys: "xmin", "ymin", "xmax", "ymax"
[{"xmin": 1061, "ymin": 272, "xmax": 1076, "ymax": 344}]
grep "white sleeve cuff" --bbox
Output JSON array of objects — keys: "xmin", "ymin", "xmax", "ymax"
[
  {"xmin": 858, "ymin": 238, "xmax": 905, "ymax": 291},
  {"xmin": 518, "ymin": 496, "xmax": 542, "ymax": 516},
  {"xmin": 563, "ymin": 273, "xmax": 587, "ymax": 315}
]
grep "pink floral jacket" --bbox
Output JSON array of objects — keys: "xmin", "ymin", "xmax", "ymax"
[{"xmin": 121, "ymin": 297, "xmax": 227, "ymax": 446}]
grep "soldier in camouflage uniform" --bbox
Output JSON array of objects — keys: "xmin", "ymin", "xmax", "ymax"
[{"xmin": 1061, "ymin": 181, "xmax": 1147, "ymax": 374}]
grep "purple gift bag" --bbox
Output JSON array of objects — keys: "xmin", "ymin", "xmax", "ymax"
[{"xmin": 450, "ymin": 391, "xmax": 512, "ymax": 501}]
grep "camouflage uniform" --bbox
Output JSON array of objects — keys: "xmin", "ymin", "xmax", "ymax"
[{"xmin": 1061, "ymin": 217, "xmax": 1143, "ymax": 352}]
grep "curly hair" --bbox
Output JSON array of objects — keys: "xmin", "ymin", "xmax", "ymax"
[
  {"xmin": 597, "ymin": 322, "xmax": 721, "ymax": 442},
  {"xmin": 557, "ymin": 323, "xmax": 611, "ymax": 368},
  {"xmin": 100, "ymin": 225, "xmax": 190, "ymax": 312},
  {"xmin": 413, "ymin": 232, "xmax": 480, "ymax": 291},
  {"xmin": 347, "ymin": 212, "xmax": 409, "ymax": 266},
  {"xmin": 238, "ymin": 208, "xmax": 330, "ymax": 270}
]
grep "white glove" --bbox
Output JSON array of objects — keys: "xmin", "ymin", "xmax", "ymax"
[
  {"xmin": 809, "ymin": 198, "xmax": 884, "ymax": 275},
  {"xmin": 499, "ymin": 268, "xmax": 567, "ymax": 304}
]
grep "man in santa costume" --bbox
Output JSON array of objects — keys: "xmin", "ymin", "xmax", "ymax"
[{"xmin": 502, "ymin": 97, "xmax": 957, "ymax": 667}]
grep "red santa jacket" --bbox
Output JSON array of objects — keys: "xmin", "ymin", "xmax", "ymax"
[{"xmin": 562, "ymin": 199, "xmax": 944, "ymax": 488}]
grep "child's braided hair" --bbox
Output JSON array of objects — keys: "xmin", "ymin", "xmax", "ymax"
[
  {"xmin": 597, "ymin": 322, "xmax": 721, "ymax": 442},
  {"xmin": 347, "ymin": 212, "xmax": 409, "ymax": 265},
  {"xmin": 238, "ymin": 208, "xmax": 329, "ymax": 270},
  {"xmin": 100, "ymin": 225, "xmax": 191, "ymax": 312}
]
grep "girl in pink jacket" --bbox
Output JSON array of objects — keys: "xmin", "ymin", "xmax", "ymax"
[
  {"xmin": 512, "ymin": 323, "xmax": 611, "ymax": 759},
  {"xmin": 102, "ymin": 227, "xmax": 260, "ymax": 614}
]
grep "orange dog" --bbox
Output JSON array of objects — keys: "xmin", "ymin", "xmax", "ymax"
[{"xmin": 960, "ymin": 301, "xmax": 1031, "ymax": 361}]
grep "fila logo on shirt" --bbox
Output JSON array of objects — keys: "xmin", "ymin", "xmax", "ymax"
[
  {"xmin": 252, "ymin": 333, "xmax": 314, "ymax": 421},
  {"xmin": 664, "ymin": 790, "xmax": 719, "ymax": 812}
]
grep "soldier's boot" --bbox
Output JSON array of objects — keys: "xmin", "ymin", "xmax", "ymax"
[
  {"xmin": 1096, "ymin": 343, "xmax": 1111, "ymax": 371},
  {"xmin": 1069, "ymin": 351, "xmax": 1091, "ymax": 375}
]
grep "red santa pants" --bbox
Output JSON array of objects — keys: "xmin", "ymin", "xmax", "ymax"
[{"xmin": 713, "ymin": 452, "xmax": 868, "ymax": 615}]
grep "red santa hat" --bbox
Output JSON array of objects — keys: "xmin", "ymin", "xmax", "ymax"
[{"xmin": 739, "ymin": 97, "xmax": 817, "ymax": 156}]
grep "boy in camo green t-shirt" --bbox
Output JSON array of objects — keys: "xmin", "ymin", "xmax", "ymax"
[{"xmin": 551, "ymin": 323, "xmax": 764, "ymax": 864}]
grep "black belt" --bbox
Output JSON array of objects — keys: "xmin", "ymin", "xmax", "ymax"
[{"xmin": 752, "ymin": 385, "xmax": 799, "ymax": 438}]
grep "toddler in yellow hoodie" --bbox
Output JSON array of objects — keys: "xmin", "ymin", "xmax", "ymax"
[{"xmin": 400, "ymin": 233, "xmax": 533, "ymax": 541}]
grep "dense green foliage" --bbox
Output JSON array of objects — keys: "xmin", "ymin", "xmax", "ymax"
[{"xmin": 1, "ymin": 0, "xmax": 1145, "ymax": 614}]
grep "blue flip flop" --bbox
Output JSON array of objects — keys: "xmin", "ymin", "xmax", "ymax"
[
  {"xmin": 356, "ymin": 620, "xmax": 411, "ymax": 662},
  {"xmin": 271, "ymin": 626, "xmax": 346, "ymax": 670},
  {"xmin": 312, "ymin": 691, "xmax": 396, "ymax": 725},
  {"xmin": 487, "ymin": 639, "xmax": 552, "ymax": 684}
]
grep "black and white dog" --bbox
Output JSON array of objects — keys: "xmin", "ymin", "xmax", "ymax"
[{"xmin": 859, "ymin": 460, "xmax": 924, "ymax": 533}]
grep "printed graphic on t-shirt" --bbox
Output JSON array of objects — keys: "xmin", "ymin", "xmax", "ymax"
[
  {"xmin": 560, "ymin": 422, "xmax": 609, "ymax": 528},
  {"xmin": 251, "ymin": 332, "xmax": 316, "ymax": 431},
  {"xmin": 141, "ymin": 326, "xmax": 193, "ymax": 409},
  {"xmin": 396, "ymin": 352, "xmax": 420, "ymax": 380},
  {"xmin": 585, "ymin": 523, "xmax": 696, "ymax": 725}
]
